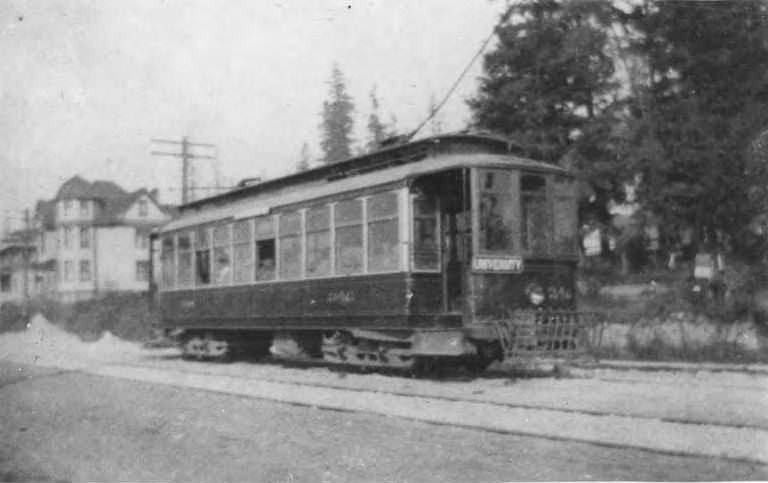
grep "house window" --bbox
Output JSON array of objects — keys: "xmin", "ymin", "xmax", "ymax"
[
  {"xmin": 254, "ymin": 216, "xmax": 276, "ymax": 281},
  {"xmin": 39, "ymin": 233, "xmax": 45, "ymax": 255},
  {"xmin": 366, "ymin": 192, "xmax": 399, "ymax": 272},
  {"xmin": 136, "ymin": 261, "xmax": 149, "ymax": 282},
  {"xmin": 63, "ymin": 226, "xmax": 72, "ymax": 249},
  {"xmin": 233, "ymin": 220, "xmax": 253, "ymax": 284},
  {"xmin": 80, "ymin": 227, "xmax": 90, "ymax": 249},
  {"xmin": 64, "ymin": 260, "xmax": 73, "ymax": 282},
  {"xmin": 334, "ymin": 199, "xmax": 363, "ymax": 275},
  {"xmin": 278, "ymin": 211, "xmax": 302, "ymax": 280},
  {"xmin": 63, "ymin": 200, "xmax": 72, "ymax": 217},
  {"xmin": 135, "ymin": 231, "xmax": 148, "ymax": 250},
  {"xmin": 79, "ymin": 200, "xmax": 89, "ymax": 216},
  {"xmin": 79, "ymin": 260, "xmax": 91, "ymax": 282},
  {"xmin": 138, "ymin": 199, "xmax": 149, "ymax": 217},
  {"xmin": 305, "ymin": 205, "xmax": 331, "ymax": 278}
]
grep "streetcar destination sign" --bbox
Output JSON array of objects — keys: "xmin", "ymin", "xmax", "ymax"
[{"xmin": 472, "ymin": 256, "xmax": 524, "ymax": 272}]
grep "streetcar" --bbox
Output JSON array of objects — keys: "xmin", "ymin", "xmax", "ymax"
[{"xmin": 150, "ymin": 132, "xmax": 583, "ymax": 371}]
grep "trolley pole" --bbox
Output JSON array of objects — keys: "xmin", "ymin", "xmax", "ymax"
[{"xmin": 151, "ymin": 137, "xmax": 216, "ymax": 204}]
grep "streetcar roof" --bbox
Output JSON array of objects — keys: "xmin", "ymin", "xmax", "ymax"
[{"xmin": 160, "ymin": 152, "xmax": 570, "ymax": 233}]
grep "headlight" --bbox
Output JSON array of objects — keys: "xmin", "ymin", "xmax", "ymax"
[{"xmin": 526, "ymin": 283, "xmax": 545, "ymax": 306}]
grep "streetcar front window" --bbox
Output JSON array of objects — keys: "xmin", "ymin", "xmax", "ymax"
[
  {"xmin": 478, "ymin": 169, "xmax": 518, "ymax": 254},
  {"xmin": 521, "ymin": 174, "xmax": 551, "ymax": 254}
]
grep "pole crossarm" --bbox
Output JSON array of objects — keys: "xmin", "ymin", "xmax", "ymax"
[{"xmin": 150, "ymin": 136, "xmax": 217, "ymax": 204}]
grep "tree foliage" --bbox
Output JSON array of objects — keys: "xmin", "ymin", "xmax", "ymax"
[
  {"xmin": 470, "ymin": 0, "xmax": 768, "ymax": 259},
  {"xmin": 320, "ymin": 64, "xmax": 355, "ymax": 164},
  {"xmin": 469, "ymin": 0, "xmax": 626, "ymax": 223},
  {"xmin": 366, "ymin": 86, "xmax": 387, "ymax": 151},
  {"xmin": 623, "ymin": 0, "xmax": 768, "ymax": 255}
]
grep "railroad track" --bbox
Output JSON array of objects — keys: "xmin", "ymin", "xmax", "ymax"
[
  {"xmin": 114, "ymin": 356, "xmax": 768, "ymax": 432},
  {"xmin": 85, "ymin": 358, "xmax": 768, "ymax": 465}
]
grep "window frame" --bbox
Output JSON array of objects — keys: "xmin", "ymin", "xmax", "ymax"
[
  {"xmin": 365, "ymin": 190, "xmax": 400, "ymax": 274},
  {"xmin": 79, "ymin": 226, "xmax": 90, "ymax": 249}
]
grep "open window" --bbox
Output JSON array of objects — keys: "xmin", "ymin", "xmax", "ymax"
[
  {"xmin": 177, "ymin": 231, "xmax": 193, "ymax": 288},
  {"xmin": 195, "ymin": 226, "xmax": 211, "ymax": 285},
  {"xmin": 254, "ymin": 216, "xmax": 276, "ymax": 281}
]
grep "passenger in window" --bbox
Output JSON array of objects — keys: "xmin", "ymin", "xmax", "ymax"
[
  {"xmin": 481, "ymin": 195, "xmax": 507, "ymax": 250},
  {"xmin": 256, "ymin": 257, "xmax": 275, "ymax": 280},
  {"xmin": 216, "ymin": 254, "xmax": 231, "ymax": 284}
]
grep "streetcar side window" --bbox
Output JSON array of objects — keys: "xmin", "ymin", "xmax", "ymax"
[
  {"xmin": 367, "ymin": 192, "xmax": 399, "ymax": 272},
  {"xmin": 306, "ymin": 205, "xmax": 331, "ymax": 277},
  {"xmin": 334, "ymin": 199, "xmax": 363, "ymax": 275},
  {"xmin": 177, "ymin": 232, "xmax": 193, "ymax": 288},
  {"xmin": 233, "ymin": 219, "xmax": 253, "ymax": 284},
  {"xmin": 213, "ymin": 223, "xmax": 232, "ymax": 285},
  {"xmin": 278, "ymin": 211, "xmax": 302, "ymax": 280},
  {"xmin": 195, "ymin": 226, "xmax": 211, "ymax": 285},
  {"xmin": 521, "ymin": 174, "xmax": 551, "ymax": 254},
  {"xmin": 254, "ymin": 216, "xmax": 276, "ymax": 281},
  {"xmin": 161, "ymin": 235, "xmax": 175, "ymax": 289}
]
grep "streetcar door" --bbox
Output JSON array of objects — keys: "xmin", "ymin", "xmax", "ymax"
[{"xmin": 411, "ymin": 169, "xmax": 470, "ymax": 313}]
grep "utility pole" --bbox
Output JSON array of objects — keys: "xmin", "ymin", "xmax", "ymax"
[{"xmin": 151, "ymin": 137, "xmax": 216, "ymax": 204}]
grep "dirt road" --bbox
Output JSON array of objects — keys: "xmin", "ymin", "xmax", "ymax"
[{"xmin": 2, "ymin": 362, "xmax": 765, "ymax": 482}]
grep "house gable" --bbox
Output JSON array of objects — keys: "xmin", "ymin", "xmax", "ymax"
[{"xmin": 120, "ymin": 192, "xmax": 170, "ymax": 224}]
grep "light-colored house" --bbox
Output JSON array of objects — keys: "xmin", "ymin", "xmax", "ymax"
[{"xmin": 32, "ymin": 176, "xmax": 173, "ymax": 302}]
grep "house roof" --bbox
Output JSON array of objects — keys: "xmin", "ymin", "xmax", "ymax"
[{"xmin": 43, "ymin": 177, "xmax": 173, "ymax": 227}]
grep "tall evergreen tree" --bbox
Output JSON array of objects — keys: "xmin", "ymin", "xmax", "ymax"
[
  {"xmin": 469, "ymin": 0, "xmax": 625, "ymax": 223},
  {"xmin": 624, "ymin": 0, "xmax": 768, "ymax": 254},
  {"xmin": 295, "ymin": 142, "xmax": 311, "ymax": 172},
  {"xmin": 319, "ymin": 64, "xmax": 355, "ymax": 164},
  {"xmin": 366, "ymin": 86, "xmax": 386, "ymax": 151},
  {"xmin": 469, "ymin": 0, "xmax": 617, "ymax": 162}
]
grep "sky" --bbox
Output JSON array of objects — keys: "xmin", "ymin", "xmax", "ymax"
[{"xmin": 0, "ymin": 0, "xmax": 504, "ymax": 229}]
